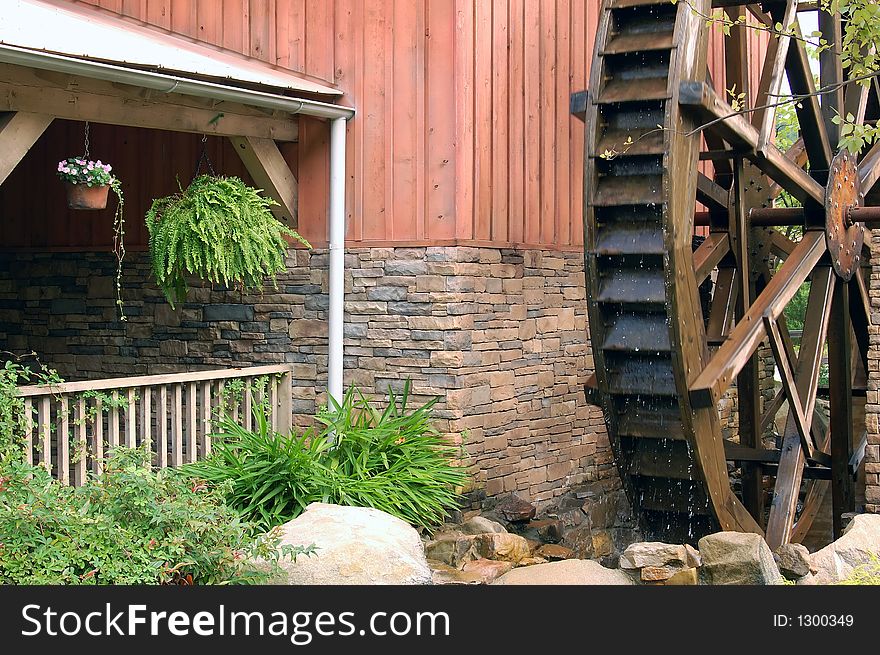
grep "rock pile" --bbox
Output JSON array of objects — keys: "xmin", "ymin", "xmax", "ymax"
[{"xmin": 262, "ymin": 500, "xmax": 880, "ymax": 586}]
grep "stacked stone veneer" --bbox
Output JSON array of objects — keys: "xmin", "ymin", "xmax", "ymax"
[
  {"xmin": 865, "ymin": 232, "xmax": 880, "ymax": 513},
  {"xmin": 0, "ymin": 246, "xmax": 616, "ymax": 508}
]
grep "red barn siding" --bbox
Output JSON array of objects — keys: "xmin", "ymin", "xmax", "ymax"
[{"xmin": 12, "ymin": 1, "xmax": 758, "ymax": 254}]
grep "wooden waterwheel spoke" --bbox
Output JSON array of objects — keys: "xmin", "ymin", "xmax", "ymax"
[
  {"xmin": 679, "ymin": 81, "xmax": 826, "ymax": 206},
  {"xmin": 849, "ymin": 269, "xmax": 871, "ymax": 375},
  {"xmin": 706, "ymin": 266, "xmax": 739, "ymax": 342},
  {"xmin": 819, "ymin": 11, "xmax": 844, "ymax": 144},
  {"xmin": 764, "ymin": 316, "xmax": 816, "ymax": 458},
  {"xmin": 785, "ymin": 31, "xmax": 833, "ymax": 176},
  {"xmin": 753, "ymin": 0, "xmax": 798, "ymax": 151},
  {"xmin": 694, "ymin": 233, "xmax": 731, "ymax": 284},
  {"xmin": 829, "ymin": 278, "xmax": 856, "ymax": 537},
  {"xmin": 690, "ymin": 230, "xmax": 826, "ymax": 407},
  {"xmin": 697, "ymin": 172, "xmax": 731, "ymax": 213},
  {"xmin": 858, "ymin": 139, "xmax": 880, "ymax": 195},
  {"xmin": 843, "ymin": 76, "xmax": 872, "ymax": 130},
  {"xmin": 765, "ymin": 265, "xmax": 835, "ymax": 549}
]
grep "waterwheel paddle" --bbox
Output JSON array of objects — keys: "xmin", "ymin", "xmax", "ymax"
[{"xmin": 574, "ymin": 0, "xmax": 879, "ymax": 546}]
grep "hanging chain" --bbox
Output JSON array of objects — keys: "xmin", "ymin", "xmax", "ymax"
[
  {"xmin": 83, "ymin": 121, "xmax": 90, "ymax": 158},
  {"xmin": 193, "ymin": 133, "xmax": 216, "ymax": 178}
]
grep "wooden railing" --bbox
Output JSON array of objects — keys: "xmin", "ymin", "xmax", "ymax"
[{"xmin": 16, "ymin": 364, "xmax": 294, "ymax": 486}]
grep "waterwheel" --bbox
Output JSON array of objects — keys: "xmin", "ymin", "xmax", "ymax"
[{"xmin": 574, "ymin": 0, "xmax": 880, "ymax": 547}]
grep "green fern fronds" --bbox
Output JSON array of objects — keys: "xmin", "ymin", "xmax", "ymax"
[{"xmin": 145, "ymin": 175, "xmax": 310, "ymax": 308}]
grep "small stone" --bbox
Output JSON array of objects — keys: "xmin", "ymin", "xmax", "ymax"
[
  {"xmin": 619, "ymin": 542, "xmax": 688, "ymax": 570},
  {"xmin": 561, "ymin": 525, "xmax": 595, "ymax": 559},
  {"xmin": 424, "ymin": 533, "xmax": 479, "ymax": 568},
  {"xmin": 536, "ymin": 544, "xmax": 575, "ymax": 561},
  {"xmin": 517, "ymin": 557, "xmax": 549, "ymax": 567},
  {"xmin": 640, "ymin": 565, "xmax": 680, "ymax": 582},
  {"xmin": 459, "ymin": 516, "xmax": 508, "ymax": 535},
  {"xmin": 528, "ymin": 518, "xmax": 564, "ymax": 543},
  {"xmin": 476, "ymin": 533, "xmax": 531, "ymax": 564},
  {"xmin": 774, "ymin": 543, "xmax": 811, "ymax": 580},
  {"xmin": 665, "ymin": 567, "xmax": 699, "ymax": 586},
  {"xmin": 685, "ymin": 544, "xmax": 702, "ymax": 568},
  {"xmin": 428, "ymin": 561, "xmax": 482, "ymax": 585},
  {"xmin": 495, "ymin": 494, "xmax": 537, "ymax": 522},
  {"xmin": 582, "ymin": 493, "xmax": 620, "ymax": 531},
  {"xmin": 461, "ymin": 558, "xmax": 513, "ymax": 584},
  {"xmin": 591, "ymin": 531, "xmax": 613, "ymax": 558}
]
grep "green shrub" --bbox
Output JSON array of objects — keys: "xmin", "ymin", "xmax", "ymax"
[
  {"xmin": 184, "ymin": 381, "xmax": 469, "ymax": 531},
  {"xmin": 0, "ymin": 447, "xmax": 310, "ymax": 585},
  {"xmin": 0, "ymin": 357, "xmax": 61, "ymax": 465}
]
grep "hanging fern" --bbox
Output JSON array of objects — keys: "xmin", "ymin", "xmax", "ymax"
[{"xmin": 145, "ymin": 175, "xmax": 310, "ymax": 307}]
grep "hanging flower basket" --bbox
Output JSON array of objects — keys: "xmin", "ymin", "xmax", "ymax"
[
  {"xmin": 57, "ymin": 157, "xmax": 114, "ymax": 211},
  {"xmin": 55, "ymin": 154, "xmax": 128, "ymax": 321}
]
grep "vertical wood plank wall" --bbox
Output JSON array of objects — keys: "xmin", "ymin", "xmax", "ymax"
[{"xmin": 33, "ymin": 1, "xmax": 746, "ymax": 253}]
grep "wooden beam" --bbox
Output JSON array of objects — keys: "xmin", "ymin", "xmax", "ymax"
[
  {"xmin": 0, "ymin": 64, "xmax": 299, "ymax": 141},
  {"xmin": 229, "ymin": 136, "xmax": 299, "ymax": 226},
  {"xmin": 829, "ymin": 277, "xmax": 855, "ymax": 538},
  {"xmin": 764, "ymin": 315, "xmax": 815, "ymax": 459},
  {"xmin": 849, "ymin": 270, "xmax": 871, "ymax": 377},
  {"xmin": 754, "ymin": 0, "xmax": 797, "ymax": 151},
  {"xmin": 0, "ymin": 112, "xmax": 53, "ymax": 185},
  {"xmin": 765, "ymin": 266, "xmax": 835, "ymax": 548},
  {"xmin": 690, "ymin": 230, "xmax": 826, "ymax": 407},
  {"xmin": 858, "ymin": 138, "xmax": 880, "ymax": 197},
  {"xmin": 679, "ymin": 81, "xmax": 826, "ymax": 206},
  {"xmin": 697, "ymin": 171, "xmax": 731, "ymax": 213},
  {"xmin": 786, "ymin": 32, "xmax": 832, "ymax": 177},
  {"xmin": 706, "ymin": 266, "xmax": 738, "ymax": 342},
  {"xmin": 693, "ymin": 232, "xmax": 730, "ymax": 284},
  {"xmin": 819, "ymin": 11, "xmax": 844, "ymax": 145}
]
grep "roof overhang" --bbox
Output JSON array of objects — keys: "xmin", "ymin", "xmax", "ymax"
[{"xmin": 0, "ymin": 0, "xmax": 355, "ymax": 122}]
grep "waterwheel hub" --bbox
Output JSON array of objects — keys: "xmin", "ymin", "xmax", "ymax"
[{"xmin": 825, "ymin": 149, "xmax": 864, "ymax": 281}]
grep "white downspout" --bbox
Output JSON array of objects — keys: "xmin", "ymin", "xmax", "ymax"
[{"xmin": 327, "ymin": 116, "xmax": 347, "ymax": 408}]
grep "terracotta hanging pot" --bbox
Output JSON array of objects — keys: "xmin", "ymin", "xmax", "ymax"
[{"xmin": 65, "ymin": 182, "xmax": 110, "ymax": 210}]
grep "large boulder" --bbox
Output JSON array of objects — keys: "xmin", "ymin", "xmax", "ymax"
[
  {"xmin": 809, "ymin": 514, "xmax": 880, "ymax": 585},
  {"xmin": 267, "ymin": 503, "xmax": 432, "ymax": 585},
  {"xmin": 492, "ymin": 559, "xmax": 634, "ymax": 585},
  {"xmin": 698, "ymin": 532, "xmax": 783, "ymax": 585}
]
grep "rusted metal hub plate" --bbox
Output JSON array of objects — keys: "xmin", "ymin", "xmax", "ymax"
[{"xmin": 825, "ymin": 149, "xmax": 864, "ymax": 281}]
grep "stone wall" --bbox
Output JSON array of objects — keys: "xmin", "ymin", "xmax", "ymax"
[
  {"xmin": 866, "ymin": 232, "xmax": 880, "ymax": 514},
  {"xmin": 0, "ymin": 246, "xmax": 616, "ymax": 509}
]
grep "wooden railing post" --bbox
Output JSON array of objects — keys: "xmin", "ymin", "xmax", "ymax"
[{"xmin": 278, "ymin": 371, "xmax": 293, "ymax": 435}]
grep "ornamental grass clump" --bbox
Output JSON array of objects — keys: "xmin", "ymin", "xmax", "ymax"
[
  {"xmin": 183, "ymin": 381, "xmax": 469, "ymax": 531},
  {"xmin": 145, "ymin": 175, "xmax": 309, "ymax": 308}
]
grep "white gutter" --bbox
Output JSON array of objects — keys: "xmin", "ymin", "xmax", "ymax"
[
  {"xmin": 0, "ymin": 43, "xmax": 355, "ymax": 120},
  {"xmin": 0, "ymin": 43, "xmax": 353, "ymax": 408}
]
